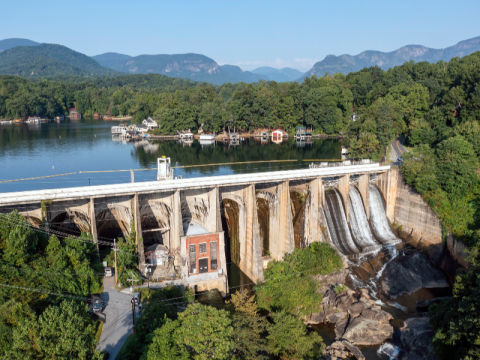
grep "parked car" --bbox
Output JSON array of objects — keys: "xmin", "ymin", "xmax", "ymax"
[
  {"xmin": 397, "ymin": 157, "xmax": 403, "ymax": 162},
  {"xmin": 104, "ymin": 267, "xmax": 112, "ymax": 277},
  {"xmin": 91, "ymin": 295, "xmax": 102, "ymax": 313}
]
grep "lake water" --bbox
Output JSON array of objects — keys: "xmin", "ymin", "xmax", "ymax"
[{"xmin": 0, "ymin": 118, "xmax": 342, "ymax": 193}]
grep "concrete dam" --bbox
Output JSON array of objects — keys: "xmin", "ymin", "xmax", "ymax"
[{"xmin": 0, "ymin": 162, "xmax": 401, "ymax": 294}]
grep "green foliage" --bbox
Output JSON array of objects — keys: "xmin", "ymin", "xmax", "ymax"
[
  {"xmin": 429, "ymin": 242, "xmax": 480, "ymax": 360},
  {"xmin": 267, "ymin": 310, "xmax": 324, "ymax": 360},
  {"xmin": 256, "ymin": 242, "xmax": 342, "ymax": 315},
  {"xmin": 435, "ymin": 135, "xmax": 479, "ymax": 197},
  {"xmin": 7, "ymin": 300, "xmax": 97, "ymax": 359},
  {"xmin": 401, "ymin": 144, "xmax": 439, "ymax": 194},
  {"xmin": 227, "ymin": 289, "xmax": 268, "ymax": 359},
  {"xmin": 143, "ymin": 303, "xmax": 235, "ymax": 360},
  {"xmin": 334, "ymin": 284, "xmax": 347, "ymax": 294}
]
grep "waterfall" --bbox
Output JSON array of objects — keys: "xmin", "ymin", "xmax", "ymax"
[
  {"xmin": 324, "ymin": 189, "xmax": 360, "ymax": 255},
  {"xmin": 349, "ymin": 187, "xmax": 382, "ymax": 253},
  {"xmin": 369, "ymin": 185, "xmax": 401, "ymax": 245}
]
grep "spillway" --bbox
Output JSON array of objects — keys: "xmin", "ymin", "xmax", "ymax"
[
  {"xmin": 324, "ymin": 189, "xmax": 360, "ymax": 255},
  {"xmin": 349, "ymin": 187, "xmax": 382, "ymax": 253},
  {"xmin": 369, "ymin": 185, "xmax": 402, "ymax": 245}
]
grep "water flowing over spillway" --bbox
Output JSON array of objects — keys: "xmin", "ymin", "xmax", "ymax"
[
  {"xmin": 324, "ymin": 189, "xmax": 360, "ymax": 255},
  {"xmin": 349, "ymin": 187, "xmax": 382, "ymax": 253},
  {"xmin": 369, "ymin": 185, "xmax": 402, "ymax": 245}
]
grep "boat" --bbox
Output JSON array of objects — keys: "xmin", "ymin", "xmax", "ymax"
[
  {"xmin": 180, "ymin": 131, "xmax": 194, "ymax": 140},
  {"xmin": 200, "ymin": 134, "xmax": 215, "ymax": 140},
  {"xmin": 0, "ymin": 119, "xmax": 12, "ymax": 124},
  {"xmin": 111, "ymin": 125, "xmax": 129, "ymax": 135}
]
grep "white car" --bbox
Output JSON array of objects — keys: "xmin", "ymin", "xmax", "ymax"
[{"xmin": 104, "ymin": 267, "xmax": 113, "ymax": 277}]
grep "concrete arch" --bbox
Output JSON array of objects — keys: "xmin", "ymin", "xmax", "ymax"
[
  {"xmin": 140, "ymin": 201, "xmax": 173, "ymax": 247},
  {"xmin": 50, "ymin": 209, "xmax": 91, "ymax": 234},
  {"xmin": 220, "ymin": 193, "xmax": 247, "ymax": 267},
  {"xmin": 181, "ymin": 196, "xmax": 209, "ymax": 229},
  {"xmin": 96, "ymin": 205, "xmax": 132, "ymax": 240},
  {"xmin": 256, "ymin": 191, "xmax": 279, "ymax": 256}
]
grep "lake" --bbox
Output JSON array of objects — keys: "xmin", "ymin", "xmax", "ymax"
[{"xmin": 0, "ymin": 118, "xmax": 342, "ymax": 193}]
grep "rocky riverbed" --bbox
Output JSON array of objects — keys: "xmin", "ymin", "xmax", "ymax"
[{"xmin": 308, "ymin": 246, "xmax": 450, "ymax": 360}]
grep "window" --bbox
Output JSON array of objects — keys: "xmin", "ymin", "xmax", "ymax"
[
  {"xmin": 199, "ymin": 243, "xmax": 207, "ymax": 254},
  {"xmin": 210, "ymin": 241, "xmax": 218, "ymax": 270},
  {"xmin": 189, "ymin": 244, "xmax": 196, "ymax": 273}
]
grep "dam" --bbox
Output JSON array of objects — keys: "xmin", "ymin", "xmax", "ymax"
[{"xmin": 0, "ymin": 161, "xmax": 400, "ymax": 294}]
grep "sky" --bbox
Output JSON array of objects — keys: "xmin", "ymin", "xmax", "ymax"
[{"xmin": 2, "ymin": 0, "xmax": 479, "ymax": 72}]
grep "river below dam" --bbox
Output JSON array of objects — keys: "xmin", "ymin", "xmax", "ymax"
[{"xmin": 0, "ymin": 118, "xmax": 342, "ymax": 193}]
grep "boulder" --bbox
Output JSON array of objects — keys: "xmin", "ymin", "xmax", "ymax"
[
  {"xmin": 322, "ymin": 340, "xmax": 365, "ymax": 360},
  {"xmin": 326, "ymin": 311, "xmax": 347, "ymax": 324},
  {"xmin": 348, "ymin": 301, "xmax": 367, "ymax": 316},
  {"xmin": 314, "ymin": 268, "xmax": 349, "ymax": 292},
  {"xmin": 381, "ymin": 252, "xmax": 449, "ymax": 298},
  {"xmin": 361, "ymin": 307, "xmax": 393, "ymax": 323},
  {"xmin": 358, "ymin": 288, "xmax": 370, "ymax": 299},
  {"xmin": 336, "ymin": 315, "xmax": 394, "ymax": 346},
  {"xmin": 335, "ymin": 294, "xmax": 354, "ymax": 312},
  {"xmin": 399, "ymin": 317, "xmax": 439, "ymax": 360}
]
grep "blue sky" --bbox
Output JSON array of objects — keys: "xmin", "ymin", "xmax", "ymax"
[{"xmin": 2, "ymin": 0, "xmax": 479, "ymax": 71}]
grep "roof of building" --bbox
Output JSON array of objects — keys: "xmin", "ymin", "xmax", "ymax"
[
  {"xmin": 135, "ymin": 124, "xmax": 149, "ymax": 128},
  {"xmin": 143, "ymin": 118, "xmax": 157, "ymax": 123},
  {"xmin": 183, "ymin": 221, "xmax": 209, "ymax": 236}
]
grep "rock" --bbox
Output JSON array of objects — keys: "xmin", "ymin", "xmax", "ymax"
[
  {"xmin": 323, "ymin": 341, "xmax": 365, "ymax": 360},
  {"xmin": 306, "ymin": 311, "xmax": 325, "ymax": 324},
  {"xmin": 348, "ymin": 301, "xmax": 367, "ymax": 316},
  {"xmin": 342, "ymin": 340, "xmax": 365, "ymax": 360},
  {"xmin": 416, "ymin": 297, "xmax": 451, "ymax": 309},
  {"xmin": 381, "ymin": 252, "xmax": 449, "ymax": 298},
  {"xmin": 335, "ymin": 294, "xmax": 354, "ymax": 312},
  {"xmin": 399, "ymin": 317, "xmax": 439, "ymax": 360},
  {"xmin": 315, "ymin": 268, "xmax": 349, "ymax": 293},
  {"xmin": 359, "ymin": 288, "xmax": 370, "ymax": 299},
  {"xmin": 337, "ymin": 315, "xmax": 394, "ymax": 346},
  {"xmin": 334, "ymin": 318, "xmax": 349, "ymax": 339},
  {"xmin": 361, "ymin": 307, "xmax": 393, "ymax": 322},
  {"xmin": 327, "ymin": 311, "xmax": 347, "ymax": 324}
]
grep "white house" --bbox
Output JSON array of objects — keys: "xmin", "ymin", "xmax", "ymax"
[
  {"xmin": 142, "ymin": 117, "xmax": 158, "ymax": 129},
  {"xmin": 271, "ymin": 129, "xmax": 286, "ymax": 138},
  {"xmin": 134, "ymin": 124, "xmax": 149, "ymax": 133}
]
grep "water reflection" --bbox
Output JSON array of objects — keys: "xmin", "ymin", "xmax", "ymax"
[{"xmin": 0, "ymin": 118, "xmax": 343, "ymax": 193}]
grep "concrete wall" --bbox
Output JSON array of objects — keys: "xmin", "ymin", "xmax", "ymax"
[{"xmin": 393, "ymin": 168, "xmax": 444, "ymax": 262}]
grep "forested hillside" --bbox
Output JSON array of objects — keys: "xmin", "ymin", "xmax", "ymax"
[
  {"xmin": 0, "ymin": 44, "xmax": 120, "ymax": 78},
  {"xmin": 0, "ymin": 38, "xmax": 39, "ymax": 52}
]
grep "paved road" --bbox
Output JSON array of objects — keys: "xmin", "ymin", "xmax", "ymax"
[
  {"xmin": 97, "ymin": 276, "xmax": 136, "ymax": 360},
  {"xmin": 392, "ymin": 137, "xmax": 408, "ymax": 159}
]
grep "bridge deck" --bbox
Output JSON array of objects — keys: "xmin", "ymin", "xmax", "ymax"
[{"xmin": 0, "ymin": 164, "xmax": 389, "ymax": 205}]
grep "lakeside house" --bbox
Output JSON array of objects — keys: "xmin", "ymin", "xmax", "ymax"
[
  {"xmin": 54, "ymin": 114, "xmax": 64, "ymax": 122},
  {"xmin": 271, "ymin": 129, "xmax": 286, "ymax": 139},
  {"xmin": 26, "ymin": 116, "xmax": 41, "ymax": 123},
  {"xmin": 69, "ymin": 108, "xmax": 81, "ymax": 120},
  {"xmin": 134, "ymin": 124, "xmax": 149, "ymax": 133},
  {"xmin": 295, "ymin": 126, "xmax": 312, "ymax": 139},
  {"xmin": 93, "ymin": 112, "xmax": 102, "ymax": 119},
  {"xmin": 142, "ymin": 117, "xmax": 158, "ymax": 129}
]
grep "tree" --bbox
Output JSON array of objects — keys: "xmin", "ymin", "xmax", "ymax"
[
  {"xmin": 227, "ymin": 289, "xmax": 268, "ymax": 359},
  {"xmin": 435, "ymin": 135, "xmax": 478, "ymax": 197},
  {"xmin": 8, "ymin": 301, "xmax": 96, "ymax": 360},
  {"xmin": 401, "ymin": 144, "xmax": 439, "ymax": 194},
  {"xmin": 267, "ymin": 311, "xmax": 324, "ymax": 360}
]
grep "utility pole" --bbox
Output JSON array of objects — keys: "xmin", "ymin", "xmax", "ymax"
[
  {"xmin": 127, "ymin": 273, "xmax": 139, "ymax": 333},
  {"xmin": 131, "ymin": 170, "xmax": 134, "ymax": 183},
  {"xmin": 113, "ymin": 238, "xmax": 118, "ymax": 285},
  {"xmin": 143, "ymin": 263, "xmax": 151, "ymax": 302}
]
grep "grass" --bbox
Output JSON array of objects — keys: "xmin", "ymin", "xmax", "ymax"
[{"xmin": 94, "ymin": 321, "xmax": 103, "ymax": 347}]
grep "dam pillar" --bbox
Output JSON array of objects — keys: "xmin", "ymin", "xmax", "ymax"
[
  {"xmin": 377, "ymin": 168, "xmax": 399, "ymax": 223},
  {"xmin": 306, "ymin": 177, "xmax": 322, "ymax": 245},
  {"xmin": 215, "ymin": 186, "xmax": 222, "ymax": 232},
  {"xmin": 173, "ymin": 190, "xmax": 183, "ymax": 267},
  {"xmin": 89, "ymin": 197, "xmax": 99, "ymax": 259},
  {"xmin": 337, "ymin": 175, "xmax": 350, "ymax": 222},
  {"xmin": 357, "ymin": 173, "xmax": 370, "ymax": 219},
  {"xmin": 133, "ymin": 193, "xmax": 145, "ymax": 270},
  {"xmin": 245, "ymin": 184, "xmax": 263, "ymax": 282},
  {"xmin": 278, "ymin": 180, "xmax": 295, "ymax": 257}
]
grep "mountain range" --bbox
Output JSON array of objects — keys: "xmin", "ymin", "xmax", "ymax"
[
  {"xmin": 0, "ymin": 36, "xmax": 479, "ymax": 84},
  {"xmin": 301, "ymin": 36, "xmax": 480, "ymax": 80},
  {"xmin": 0, "ymin": 43, "xmax": 118, "ymax": 78},
  {"xmin": 91, "ymin": 52, "xmax": 268, "ymax": 85}
]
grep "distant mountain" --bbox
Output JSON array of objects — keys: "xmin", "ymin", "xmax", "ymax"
[
  {"xmin": 90, "ymin": 52, "xmax": 132, "ymax": 69},
  {"xmin": 0, "ymin": 43, "xmax": 119, "ymax": 78},
  {"xmin": 93, "ymin": 52, "xmax": 269, "ymax": 85},
  {"xmin": 0, "ymin": 38, "xmax": 39, "ymax": 52},
  {"xmin": 301, "ymin": 36, "xmax": 480, "ymax": 80},
  {"xmin": 251, "ymin": 66, "xmax": 304, "ymax": 82},
  {"xmin": 219, "ymin": 65, "xmax": 269, "ymax": 82}
]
